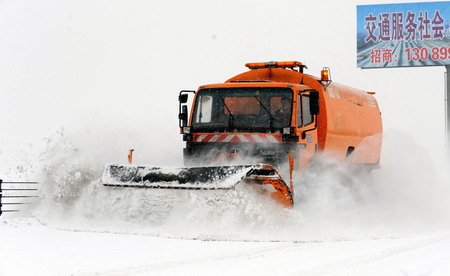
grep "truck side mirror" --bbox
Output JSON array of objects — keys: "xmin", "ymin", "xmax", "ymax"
[
  {"xmin": 179, "ymin": 105, "xmax": 188, "ymax": 127},
  {"xmin": 310, "ymin": 91, "xmax": 320, "ymax": 115},
  {"xmin": 178, "ymin": 90, "xmax": 195, "ymax": 128},
  {"xmin": 179, "ymin": 94, "xmax": 188, "ymax": 104}
]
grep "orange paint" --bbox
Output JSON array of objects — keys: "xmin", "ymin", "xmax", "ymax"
[{"xmin": 128, "ymin": 149, "xmax": 134, "ymax": 164}]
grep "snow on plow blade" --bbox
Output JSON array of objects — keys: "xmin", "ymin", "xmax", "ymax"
[{"xmin": 102, "ymin": 164, "xmax": 293, "ymax": 206}]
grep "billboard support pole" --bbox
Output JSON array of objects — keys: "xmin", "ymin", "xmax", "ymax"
[{"xmin": 446, "ymin": 65, "xmax": 450, "ymax": 148}]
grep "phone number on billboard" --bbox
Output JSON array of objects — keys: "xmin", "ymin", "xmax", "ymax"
[{"xmin": 405, "ymin": 47, "xmax": 450, "ymax": 61}]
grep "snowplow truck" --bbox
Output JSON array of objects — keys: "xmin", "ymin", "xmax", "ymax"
[{"xmin": 102, "ymin": 61, "xmax": 382, "ymax": 207}]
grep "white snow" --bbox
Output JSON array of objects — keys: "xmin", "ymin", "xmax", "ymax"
[
  {"xmin": 2, "ymin": 218, "xmax": 450, "ymax": 276},
  {"xmin": 2, "ymin": 0, "xmax": 450, "ymax": 275},
  {"xmin": 0, "ymin": 133, "xmax": 448, "ymax": 275}
]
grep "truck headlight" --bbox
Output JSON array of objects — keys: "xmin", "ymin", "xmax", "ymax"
[
  {"xmin": 182, "ymin": 127, "xmax": 191, "ymax": 134},
  {"xmin": 283, "ymin": 127, "xmax": 291, "ymax": 135}
]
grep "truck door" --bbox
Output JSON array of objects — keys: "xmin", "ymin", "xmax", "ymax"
[{"xmin": 296, "ymin": 92, "xmax": 318, "ymax": 171}]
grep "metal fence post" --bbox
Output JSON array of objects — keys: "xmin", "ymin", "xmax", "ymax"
[
  {"xmin": 0, "ymin": 179, "xmax": 3, "ymax": 216},
  {"xmin": 0, "ymin": 180, "xmax": 38, "ymax": 215}
]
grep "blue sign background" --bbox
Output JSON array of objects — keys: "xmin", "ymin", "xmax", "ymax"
[{"xmin": 357, "ymin": 1, "xmax": 450, "ymax": 68}]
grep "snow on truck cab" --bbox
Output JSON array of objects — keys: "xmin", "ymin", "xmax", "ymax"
[{"xmin": 103, "ymin": 61, "xmax": 382, "ymax": 207}]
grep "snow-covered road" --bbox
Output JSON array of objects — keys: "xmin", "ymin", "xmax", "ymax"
[
  {"xmin": 1, "ymin": 218, "xmax": 450, "ymax": 276},
  {"xmin": 2, "ymin": 1, "xmax": 450, "ymax": 275},
  {"xmin": 1, "ymin": 132, "xmax": 449, "ymax": 276}
]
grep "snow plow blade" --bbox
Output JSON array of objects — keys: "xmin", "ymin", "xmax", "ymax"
[{"xmin": 102, "ymin": 164, "xmax": 293, "ymax": 206}]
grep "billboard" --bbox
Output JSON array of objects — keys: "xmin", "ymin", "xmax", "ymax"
[{"xmin": 357, "ymin": 1, "xmax": 450, "ymax": 68}]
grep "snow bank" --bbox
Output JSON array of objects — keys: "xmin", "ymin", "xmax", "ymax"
[{"xmin": 21, "ymin": 129, "xmax": 449, "ymax": 242}]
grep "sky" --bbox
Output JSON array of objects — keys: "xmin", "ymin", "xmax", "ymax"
[{"xmin": 0, "ymin": 0, "xmax": 448, "ymax": 171}]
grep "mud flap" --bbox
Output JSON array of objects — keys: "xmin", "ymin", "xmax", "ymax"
[{"xmin": 102, "ymin": 164, "xmax": 293, "ymax": 207}]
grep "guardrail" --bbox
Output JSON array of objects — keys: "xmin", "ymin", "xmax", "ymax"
[{"xmin": 0, "ymin": 179, "xmax": 39, "ymax": 216}]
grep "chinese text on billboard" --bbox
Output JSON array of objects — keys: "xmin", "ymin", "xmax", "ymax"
[{"xmin": 357, "ymin": 1, "xmax": 450, "ymax": 68}]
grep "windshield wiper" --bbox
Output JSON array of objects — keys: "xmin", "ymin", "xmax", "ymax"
[
  {"xmin": 219, "ymin": 95, "xmax": 234, "ymax": 131},
  {"xmin": 254, "ymin": 96, "xmax": 275, "ymax": 132}
]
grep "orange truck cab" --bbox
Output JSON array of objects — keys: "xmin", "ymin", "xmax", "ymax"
[{"xmin": 178, "ymin": 61, "xmax": 382, "ymax": 172}]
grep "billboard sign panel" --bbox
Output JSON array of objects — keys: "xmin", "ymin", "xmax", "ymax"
[{"xmin": 357, "ymin": 1, "xmax": 450, "ymax": 68}]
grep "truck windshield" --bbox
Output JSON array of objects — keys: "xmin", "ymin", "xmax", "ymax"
[{"xmin": 192, "ymin": 87, "xmax": 293, "ymax": 133}]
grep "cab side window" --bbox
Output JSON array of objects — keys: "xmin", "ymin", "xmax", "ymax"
[
  {"xmin": 297, "ymin": 95, "xmax": 303, "ymax": 127},
  {"xmin": 302, "ymin": 95, "xmax": 313, "ymax": 126},
  {"xmin": 195, "ymin": 95, "xmax": 213, "ymax": 123}
]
